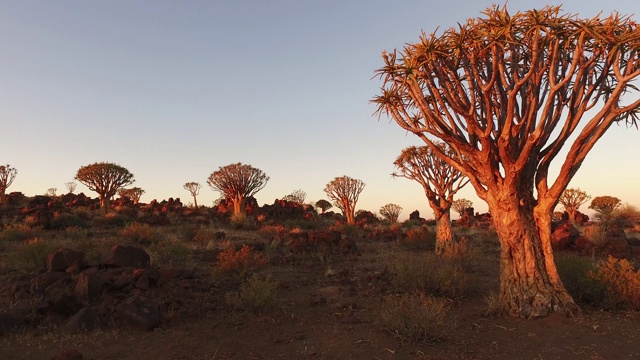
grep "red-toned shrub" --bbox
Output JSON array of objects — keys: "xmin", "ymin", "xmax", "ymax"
[{"xmin": 216, "ymin": 245, "xmax": 268, "ymax": 277}]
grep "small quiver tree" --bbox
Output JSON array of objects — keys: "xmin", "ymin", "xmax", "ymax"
[
  {"xmin": 65, "ymin": 182, "xmax": 77, "ymax": 194},
  {"xmin": 315, "ymin": 199, "xmax": 333, "ymax": 214},
  {"xmin": 589, "ymin": 196, "xmax": 622, "ymax": 224},
  {"xmin": 0, "ymin": 164, "xmax": 17, "ymax": 205},
  {"xmin": 558, "ymin": 188, "xmax": 591, "ymax": 224},
  {"xmin": 207, "ymin": 163, "xmax": 269, "ymax": 216},
  {"xmin": 282, "ymin": 189, "xmax": 307, "ymax": 204},
  {"xmin": 393, "ymin": 144, "xmax": 468, "ymax": 256},
  {"xmin": 183, "ymin": 182, "xmax": 202, "ymax": 208},
  {"xmin": 452, "ymin": 198, "xmax": 473, "ymax": 218},
  {"xmin": 323, "ymin": 176, "xmax": 365, "ymax": 225},
  {"xmin": 76, "ymin": 162, "xmax": 135, "ymax": 212},
  {"xmin": 379, "ymin": 203, "xmax": 403, "ymax": 223},
  {"xmin": 119, "ymin": 187, "xmax": 145, "ymax": 205}
]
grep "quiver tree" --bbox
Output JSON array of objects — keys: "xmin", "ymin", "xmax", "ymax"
[
  {"xmin": 373, "ymin": 5, "xmax": 640, "ymax": 318},
  {"xmin": 118, "ymin": 187, "xmax": 145, "ymax": 204},
  {"xmin": 452, "ymin": 198, "xmax": 473, "ymax": 217},
  {"xmin": 393, "ymin": 145, "xmax": 468, "ymax": 255},
  {"xmin": 282, "ymin": 189, "xmax": 307, "ymax": 204},
  {"xmin": 46, "ymin": 188, "xmax": 57, "ymax": 197},
  {"xmin": 65, "ymin": 182, "xmax": 77, "ymax": 194},
  {"xmin": 558, "ymin": 188, "xmax": 591, "ymax": 224},
  {"xmin": 183, "ymin": 182, "xmax": 202, "ymax": 208},
  {"xmin": 315, "ymin": 199, "xmax": 333, "ymax": 214},
  {"xmin": 379, "ymin": 203, "xmax": 403, "ymax": 223},
  {"xmin": 0, "ymin": 165, "xmax": 17, "ymax": 204},
  {"xmin": 589, "ymin": 195, "xmax": 622, "ymax": 223},
  {"xmin": 207, "ymin": 163, "xmax": 269, "ymax": 216},
  {"xmin": 75, "ymin": 162, "xmax": 135, "ymax": 212},
  {"xmin": 323, "ymin": 176, "xmax": 365, "ymax": 225}
]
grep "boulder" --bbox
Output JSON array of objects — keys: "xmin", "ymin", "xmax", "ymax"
[
  {"xmin": 33, "ymin": 272, "xmax": 72, "ymax": 293},
  {"xmin": 551, "ymin": 222, "xmax": 579, "ymax": 250},
  {"xmin": 103, "ymin": 245, "xmax": 151, "ymax": 268},
  {"xmin": 601, "ymin": 237, "xmax": 631, "ymax": 259},
  {"xmin": 115, "ymin": 295, "xmax": 160, "ymax": 330},
  {"xmin": 0, "ymin": 313, "xmax": 24, "ymax": 336},
  {"xmin": 65, "ymin": 307, "xmax": 100, "ymax": 333},
  {"xmin": 47, "ymin": 248, "xmax": 85, "ymax": 272},
  {"xmin": 74, "ymin": 271, "xmax": 103, "ymax": 301}
]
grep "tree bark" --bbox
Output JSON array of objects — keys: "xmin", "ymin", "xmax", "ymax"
[
  {"xmin": 0, "ymin": 188, "xmax": 5, "ymax": 204},
  {"xmin": 100, "ymin": 195, "xmax": 111, "ymax": 213},
  {"xmin": 233, "ymin": 196, "xmax": 245, "ymax": 215},
  {"xmin": 192, "ymin": 195, "xmax": 198, "ymax": 208},
  {"xmin": 435, "ymin": 210, "xmax": 454, "ymax": 256},
  {"xmin": 487, "ymin": 193, "xmax": 578, "ymax": 318}
]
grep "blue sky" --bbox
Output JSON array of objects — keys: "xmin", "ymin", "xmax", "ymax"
[{"xmin": 1, "ymin": 0, "xmax": 639, "ymax": 220}]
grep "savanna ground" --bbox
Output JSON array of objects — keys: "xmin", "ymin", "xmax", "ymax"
[{"xmin": 1, "ymin": 210, "xmax": 639, "ymax": 360}]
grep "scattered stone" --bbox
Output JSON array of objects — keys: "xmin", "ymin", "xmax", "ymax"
[
  {"xmin": 116, "ymin": 295, "xmax": 160, "ymax": 330},
  {"xmin": 103, "ymin": 245, "xmax": 151, "ymax": 268},
  {"xmin": 65, "ymin": 307, "xmax": 100, "ymax": 333},
  {"xmin": 0, "ymin": 313, "xmax": 25, "ymax": 336},
  {"xmin": 47, "ymin": 248, "xmax": 85, "ymax": 272}
]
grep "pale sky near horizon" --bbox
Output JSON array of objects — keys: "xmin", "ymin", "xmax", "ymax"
[{"xmin": 1, "ymin": 0, "xmax": 639, "ymax": 220}]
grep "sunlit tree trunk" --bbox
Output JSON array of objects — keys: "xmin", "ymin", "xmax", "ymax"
[
  {"xmin": 487, "ymin": 191, "xmax": 578, "ymax": 318},
  {"xmin": 233, "ymin": 196, "xmax": 245, "ymax": 215},
  {"xmin": 434, "ymin": 209, "xmax": 453, "ymax": 256},
  {"xmin": 192, "ymin": 195, "xmax": 198, "ymax": 208},
  {"xmin": 100, "ymin": 195, "xmax": 111, "ymax": 213}
]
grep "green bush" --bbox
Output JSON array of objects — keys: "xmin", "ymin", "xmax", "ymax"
[
  {"xmin": 226, "ymin": 273, "xmax": 279, "ymax": 313},
  {"xmin": 49, "ymin": 213, "xmax": 87, "ymax": 230},
  {"xmin": 555, "ymin": 253, "xmax": 607, "ymax": 305},
  {"xmin": 378, "ymin": 291, "xmax": 455, "ymax": 343},
  {"xmin": 12, "ymin": 238, "xmax": 56, "ymax": 271},
  {"xmin": 0, "ymin": 224, "xmax": 41, "ymax": 242},
  {"xmin": 119, "ymin": 222, "xmax": 160, "ymax": 245},
  {"xmin": 149, "ymin": 241, "xmax": 193, "ymax": 267}
]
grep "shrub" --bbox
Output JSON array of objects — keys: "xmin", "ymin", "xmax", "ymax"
[
  {"xmin": 0, "ymin": 224, "xmax": 41, "ymax": 242},
  {"xmin": 149, "ymin": 241, "xmax": 193, "ymax": 267},
  {"xmin": 389, "ymin": 252, "xmax": 469, "ymax": 299},
  {"xmin": 590, "ymin": 256, "xmax": 640, "ymax": 310},
  {"xmin": 226, "ymin": 273, "xmax": 279, "ymax": 313},
  {"xmin": 554, "ymin": 253, "xmax": 607, "ymax": 305},
  {"xmin": 93, "ymin": 212, "xmax": 129, "ymax": 227},
  {"xmin": 215, "ymin": 245, "xmax": 268, "ymax": 278},
  {"xmin": 378, "ymin": 291, "xmax": 455, "ymax": 343},
  {"xmin": 582, "ymin": 224, "xmax": 608, "ymax": 249},
  {"xmin": 12, "ymin": 238, "xmax": 55, "ymax": 271},
  {"xmin": 484, "ymin": 292, "xmax": 507, "ymax": 318},
  {"xmin": 398, "ymin": 227, "xmax": 435, "ymax": 250},
  {"xmin": 119, "ymin": 222, "xmax": 159, "ymax": 245},
  {"xmin": 49, "ymin": 213, "xmax": 87, "ymax": 230},
  {"xmin": 63, "ymin": 226, "xmax": 89, "ymax": 241}
]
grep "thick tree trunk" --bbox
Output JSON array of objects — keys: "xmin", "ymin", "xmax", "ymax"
[
  {"xmin": 435, "ymin": 210, "xmax": 453, "ymax": 256},
  {"xmin": 233, "ymin": 196, "xmax": 245, "ymax": 215},
  {"xmin": 192, "ymin": 195, "xmax": 198, "ymax": 208},
  {"xmin": 100, "ymin": 196, "xmax": 111, "ymax": 213},
  {"xmin": 0, "ymin": 188, "xmax": 5, "ymax": 204},
  {"xmin": 346, "ymin": 210, "xmax": 355, "ymax": 225},
  {"xmin": 488, "ymin": 193, "xmax": 578, "ymax": 318}
]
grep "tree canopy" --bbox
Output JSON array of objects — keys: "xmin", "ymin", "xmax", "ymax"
[
  {"xmin": 75, "ymin": 162, "xmax": 134, "ymax": 211},
  {"xmin": 207, "ymin": 163, "xmax": 269, "ymax": 215},
  {"xmin": 323, "ymin": 176, "xmax": 365, "ymax": 225}
]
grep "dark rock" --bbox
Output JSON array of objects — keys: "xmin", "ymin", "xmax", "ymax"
[
  {"xmin": 51, "ymin": 349, "xmax": 83, "ymax": 360},
  {"xmin": 103, "ymin": 245, "xmax": 150, "ymax": 268},
  {"xmin": 115, "ymin": 295, "xmax": 160, "ymax": 330},
  {"xmin": 33, "ymin": 272, "xmax": 72, "ymax": 293},
  {"xmin": 0, "ymin": 313, "xmax": 25, "ymax": 336},
  {"xmin": 65, "ymin": 307, "xmax": 100, "ymax": 333},
  {"xmin": 74, "ymin": 272, "xmax": 103, "ymax": 302},
  {"xmin": 551, "ymin": 222, "xmax": 579, "ymax": 250},
  {"xmin": 47, "ymin": 248, "xmax": 85, "ymax": 272},
  {"xmin": 602, "ymin": 237, "xmax": 631, "ymax": 259}
]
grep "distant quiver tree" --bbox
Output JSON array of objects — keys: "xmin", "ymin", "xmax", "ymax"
[
  {"xmin": 0, "ymin": 164, "xmax": 18, "ymax": 204},
  {"xmin": 452, "ymin": 198, "xmax": 473, "ymax": 217},
  {"xmin": 323, "ymin": 176, "xmax": 365, "ymax": 225},
  {"xmin": 65, "ymin": 182, "xmax": 77, "ymax": 194},
  {"xmin": 315, "ymin": 199, "xmax": 333, "ymax": 214},
  {"xmin": 207, "ymin": 163, "xmax": 269, "ymax": 216},
  {"xmin": 558, "ymin": 188, "xmax": 591, "ymax": 224},
  {"xmin": 373, "ymin": 5, "xmax": 640, "ymax": 318},
  {"xmin": 379, "ymin": 203, "xmax": 403, "ymax": 223},
  {"xmin": 75, "ymin": 162, "xmax": 135, "ymax": 212},
  {"xmin": 183, "ymin": 182, "xmax": 202, "ymax": 208},
  {"xmin": 393, "ymin": 144, "xmax": 468, "ymax": 256}
]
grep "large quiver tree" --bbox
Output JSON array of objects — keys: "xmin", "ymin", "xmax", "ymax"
[
  {"xmin": 374, "ymin": 5, "xmax": 640, "ymax": 318},
  {"xmin": 393, "ymin": 144, "xmax": 468, "ymax": 256},
  {"xmin": 76, "ymin": 162, "xmax": 135, "ymax": 212},
  {"xmin": 207, "ymin": 163, "xmax": 269, "ymax": 216}
]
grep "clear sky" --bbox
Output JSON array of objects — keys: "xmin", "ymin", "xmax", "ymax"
[{"xmin": 1, "ymin": 0, "xmax": 639, "ymax": 220}]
